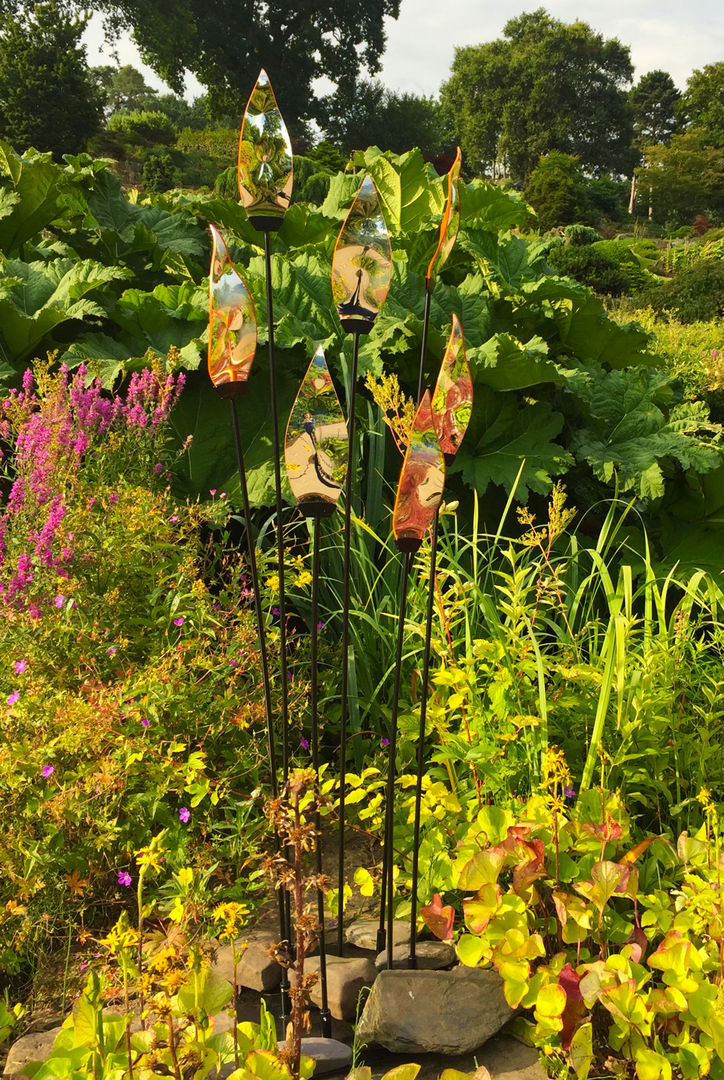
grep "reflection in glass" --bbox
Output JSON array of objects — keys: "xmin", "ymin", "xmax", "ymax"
[
  {"xmin": 431, "ymin": 313, "xmax": 473, "ymax": 463},
  {"xmin": 285, "ymin": 347, "xmax": 348, "ymax": 517},
  {"xmin": 331, "ymin": 174, "xmax": 392, "ymax": 334},
  {"xmin": 208, "ymin": 224, "xmax": 257, "ymax": 398},
  {"xmin": 426, "ymin": 147, "xmax": 462, "ymax": 290},
  {"xmin": 238, "ymin": 69, "xmax": 293, "ymax": 231},
  {"xmin": 393, "ymin": 391, "xmax": 446, "ymax": 553}
]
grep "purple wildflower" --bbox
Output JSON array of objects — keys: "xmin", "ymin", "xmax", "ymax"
[
  {"xmin": 179, "ymin": 806, "xmax": 191, "ymax": 823},
  {"xmin": 54, "ymin": 594, "xmax": 64, "ymax": 608},
  {"xmin": 316, "ymin": 621, "xmax": 325, "ymax": 631},
  {"xmin": 7, "ymin": 690, "xmax": 20, "ymax": 706},
  {"xmin": 564, "ymin": 785, "xmax": 576, "ymax": 799},
  {"xmin": 141, "ymin": 718, "xmax": 149, "ymax": 727},
  {"xmin": 41, "ymin": 764, "xmax": 54, "ymax": 778},
  {"xmin": 14, "ymin": 659, "xmax": 26, "ymax": 674},
  {"xmin": 117, "ymin": 870, "xmax": 132, "ymax": 887},
  {"xmin": 271, "ymin": 606, "xmax": 280, "ymax": 617},
  {"xmin": 106, "ymin": 646, "xmax": 117, "ymax": 656},
  {"xmin": 173, "ymin": 616, "xmax": 185, "ymax": 626},
  {"xmin": 300, "ymin": 736, "xmax": 309, "ymax": 751},
  {"xmin": 381, "ymin": 737, "xmax": 390, "ymax": 748}
]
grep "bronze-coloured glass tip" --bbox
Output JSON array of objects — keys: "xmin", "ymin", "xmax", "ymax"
[
  {"xmin": 331, "ymin": 174, "xmax": 392, "ymax": 335},
  {"xmin": 393, "ymin": 391, "xmax": 445, "ymax": 553},
  {"xmin": 426, "ymin": 147, "xmax": 462, "ymax": 290},
  {"xmin": 207, "ymin": 224, "xmax": 257, "ymax": 399},
  {"xmin": 284, "ymin": 346, "xmax": 348, "ymax": 518},
  {"xmin": 431, "ymin": 313, "xmax": 473, "ymax": 464},
  {"xmin": 238, "ymin": 69, "xmax": 293, "ymax": 232}
]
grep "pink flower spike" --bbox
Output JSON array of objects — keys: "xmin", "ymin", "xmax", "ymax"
[
  {"xmin": 173, "ymin": 616, "xmax": 185, "ymax": 626},
  {"xmin": 7, "ymin": 690, "xmax": 20, "ymax": 706},
  {"xmin": 179, "ymin": 806, "xmax": 191, "ymax": 823},
  {"xmin": 14, "ymin": 659, "xmax": 26, "ymax": 674},
  {"xmin": 54, "ymin": 595, "xmax": 64, "ymax": 608},
  {"xmin": 41, "ymin": 764, "xmax": 54, "ymax": 778}
]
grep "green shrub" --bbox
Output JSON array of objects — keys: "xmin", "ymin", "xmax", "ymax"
[
  {"xmin": 142, "ymin": 149, "xmax": 175, "ymax": 192},
  {"xmin": 548, "ymin": 243, "xmax": 632, "ymax": 295},
  {"xmin": 563, "ymin": 223, "xmax": 600, "ymax": 245},
  {"xmin": 526, "ymin": 151, "xmax": 592, "ymax": 230},
  {"xmin": 635, "ymin": 258, "xmax": 724, "ymax": 322},
  {"xmin": 214, "ymin": 164, "xmax": 237, "ymax": 199},
  {"xmin": 106, "ymin": 110, "xmax": 176, "ymax": 146}
]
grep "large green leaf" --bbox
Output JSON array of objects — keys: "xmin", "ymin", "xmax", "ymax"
[
  {"xmin": 353, "ymin": 146, "xmax": 446, "ymax": 235},
  {"xmin": 0, "ymin": 141, "xmax": 69, "ymax": 255},
  {"xmin": 470, "ymin": 332, "xmax": 561, "ymax": 390},
  {"xmin": 0, "ymin": 256, "xmax": 129, "ymax": 365},
  {"xmin": 455, "ymin": 387, "xmax": 573, "ymax": 499},
  {"xmin": 460, "ymin": 178, "xmax": 532, "ymax": 231},
  {"xmin": 110, "ymin": 282, "xmax": 207, "ymax": 357},
  {"xmin": 570, "ymin": 368, "xmax": 722, "ymax": 499}
]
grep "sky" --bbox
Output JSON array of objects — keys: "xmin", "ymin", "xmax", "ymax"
[{"xmin": 83, "ymin": 0, "xmax": 724, "ymax": 101}]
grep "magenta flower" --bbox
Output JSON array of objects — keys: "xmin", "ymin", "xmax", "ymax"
[
  {"xmin": 14, "ymin": 659, "xmax": 27, "ymax": 674},
  {"xmin": 179, "ymin": 806, "xmax": 191, "ymax": 823},
  {"xmin": 564, "ymin": 785, "xmax": 576, "ymax": 799},
  {"xmin": 300, "ymin": 736, "xmax": 309, "ymax": 751},
  {"xmin": 173, "ymin": 616, "xmax": 185, "ymax": 626},
  {"xmin": 169, "ymin": 514, "xmax": 179, "ymax": 523},
  {"xmin": 106, "ymin": 646, "xmax": 117, "ymax": 656},
  {"xmin": 7, "ymin": 690, "xmax": 20, "ymax": 706},
  {"xmin": 141, "ymin": 718, "xmax": 149, "ymax": 727},
  {"xmin": 381, "ymin": 737, "xmax": 390, "ymax": 748},
  {"xmin": 54, "ymin": 594, "xmax": 64, "ymax": 608},
  {"xmin": 209, "ymin": 489, "xmax": 217, "ymax": 496},
  {"xmin": 316, "ymin": 621, "xmax": 325, "ymax": 631},
  {"xmin": 41, "ymin": 764, "xmax": 54, "ymax": 778},
  {"xmin": 117, "ymin": 870, "xmax": 132, "ymax": 887}
]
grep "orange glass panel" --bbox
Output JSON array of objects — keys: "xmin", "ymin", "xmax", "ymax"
[
  {"xmin": 392, "ymin": 391, "xmax": 446, "ymax": 553},
  {"xmin": 426, "ymin": 147, "xmax": 462, "ymax": 289},
  {"xmin": 208, "ymin": 224, "xmax": 257, "ymax": 399},
  {"xmin": 238, "ymin": 69, "xmax": 293, "ymax": 231},
  {"xmin": 331, "ymin": 174, "xmax": 392, "ymax": 334},
  {"xmin": 431, "ymin": 313, "xmax": 473, "ymax": 463},
  {"xmin": 285, "ymin": 346, "xmax": 348, "ymax": 517}
]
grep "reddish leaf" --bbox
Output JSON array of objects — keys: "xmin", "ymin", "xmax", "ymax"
[
  {"xmin": 420, "ymin": 893, "xmax": 455, "ymax": 942},
  {"xmin": 558, "ymin": 963, "xmax": 587, "ymax": 1050}
]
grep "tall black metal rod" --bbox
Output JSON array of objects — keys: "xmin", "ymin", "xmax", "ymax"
[
  {"xmin": 416, "ymin": 288, "xmax": 432, "ymax": 404},
  {"xmin": 408, "ymin": 514, "xmax": 440, "ymax": 967},
  {"xmin": 377, "ymin": 551, "xmax": 412, "ymax": 968},
  {"xmin": 263, "ymin": 229, "xmax": 291, "ymax": 780},
  {"xmin": 261, "ymin": 229, "xmax": 292, "ymax": 1031},
  {"xmin": 336, "ymin": 329, "xmax": 361, "ymax": 956},
  {"xmin": 310, "ymin": 516, "xmax": 332, "ymax": 1037},
  {"xmin": 230, "ymin": 398, "xmax": 290, "ymax": 1028}
]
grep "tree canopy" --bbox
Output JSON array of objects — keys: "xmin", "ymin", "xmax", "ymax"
[
  {"xmin": 441, "ymin": 8, "xmax": 635, "ymax": 184},
  {"xmin": 629, "ymin": 70, "xmax": 680, "ymax": 148},
  {"xmin": 92, "ymin": 0, "xmax": 400, "ymax": 137},
  {"xmin": 0, "ymin": 0, "xmax": 103, "ymax": 158},
  {"xmin": 679, "ymin": 62, "xmax": 724, "ymax": 148}
]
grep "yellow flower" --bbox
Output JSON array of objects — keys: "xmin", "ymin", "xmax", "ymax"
[
  {"xmin": 295, "ymin": 571, "xmax": 313, "ymax": 588},
  {"xmin": 265, "ymin": 574, "xmax": 280, "ymax": 591}
]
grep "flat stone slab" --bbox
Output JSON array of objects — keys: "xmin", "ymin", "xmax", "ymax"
[
  {"xmin": 3, "ymin": 1027, "xmax": 62, "ymax": 1078},
  {"xmin": 346, "ymin": 919, "xmax": 410, "ymax": 952},
  {"xmin": 374, "ymin": 941, "xmax": 456, "ymax": 971},
  {"xmin": 356, "ymin": 967, "xmax": 515, "ymax": 1054},
  {"xmin": 278, "ymin": 1037, "xmax": 352, "ymax": 1075},
  {"xmin": 305, "ymin": 954, "xmax": 377, "ymax": 1021},
  {"xmin": 364, "ymin": 1032, "xmax": 546, "ymax": 1080},
  {"xmin": 213, "ymin": 930, "xmax": 282, "ymax": 993}
]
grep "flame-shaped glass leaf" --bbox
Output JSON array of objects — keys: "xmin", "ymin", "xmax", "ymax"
[
  {"xmin": 431, "ymin": 313, "xmax": 473, "ymax": 463},
  {"xmin": 393, "ymin": 391, "xmax": 446, "ymax": 553},
  {"xmin": 285, "ymin": 346, "xmax": 348, "ymax": 518},
  {"xmin": 208, "ymin": 224, "xmax": 257, "ymax": 399},
  {"xmin": 332, "ymin": 174, "xmax": 392, "ymax": 335},
  {"xmin": 426, "ymin": 147, "xmax": 462, "ymax": 289},
  {"xmin": 238, "ymin": 69, "xmax": 293, "ymax": 231}
]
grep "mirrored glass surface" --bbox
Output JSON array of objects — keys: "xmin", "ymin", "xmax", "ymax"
[
  {"xmin": 208, "ymin": 224, "xmax": 257, "ymax": 399},
  {"xmin": 393, "ymin": 391, "xmax": 445, "ymax": 553},
  {"xmin": 238, "ymin": 69, "xmax": 293, "ymax": 231},
  {"xmin": 426, "ymin": 147, "xmax": 462, "ymax": 289},
  {"xmin": 331, "ymin": 174, "xmax": 392, "ymax": 334},
  {"xmin": 285, "ymin": 346, "xmax": 348, "ymax": 517},
  {"xmin": 431, "ymin": 313, "xmax": 473, "ymax": 463}
]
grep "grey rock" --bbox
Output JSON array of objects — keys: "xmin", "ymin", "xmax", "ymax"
[
  {"xmin": 346, "ymin": 919, "xmax": 410, "ymax": 952},
  {"xmin": 213, "ymin": 930, "xmax": 282, "ymax": 992},
  {"xmin": 278, "ymin": 1037, "xmax": 353, "ymax": 1075},
  {"xmin": 374, "ymin": 941, "xmax": 456, "ymax": 971},
  {"xmin": 305, "ymin": 954, "xmax": 377, "ymax": 1021},
  {"xmin": 356, "ymin": 967, "xmax": 515, "ymax": 1054},
  {"xmin": 3, "ymin": 1027, "xmax": 62, "ymax": 1078},
  {"xmin": 480, "ymin": 1033, "xmax": 547, "ymax": 1080}
]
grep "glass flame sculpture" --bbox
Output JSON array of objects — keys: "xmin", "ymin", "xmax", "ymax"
[
  {"xmin": 426, "ymin": 147, "xmax": 462, "ymax": 291},
  {"xmin": 285, "ymin": 347, "xmax": 348, "ymax": 517},
  {"xmin": 392, "ymin": 392, "xmax": 446, "ymax": 553},
  {"xmin": 332, "ymin": 174, "xmax": 392, "ymax": 334},
  {"xmin": 431, "ymin": 313, "xmax": 473, "ymax": 463},
  {"xmin": 238, "ymin": 69, "xmax": 293, "ymax": 231},
  {"xmin": 208, "ymin": 224, "xmax": 257, "ymax": 398}
]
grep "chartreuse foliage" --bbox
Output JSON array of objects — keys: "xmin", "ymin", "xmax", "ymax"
[
  {"xmin": 419, "ymin": 787, "xmax": 724, "ymax": 1080},
  {"xmin": 1, "ymin": 140, "xmax": 720, "ymax": 528}
]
